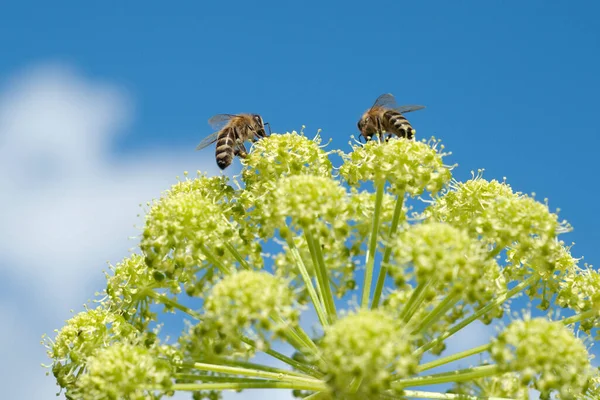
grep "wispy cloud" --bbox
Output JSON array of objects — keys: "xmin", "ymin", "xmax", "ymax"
[{"xmin": 0, "ymin": 63, "xmax": 220, "ymax": 399}]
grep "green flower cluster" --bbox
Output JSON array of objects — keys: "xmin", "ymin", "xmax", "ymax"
[
  {"xmin": 340, "ymin": 138, "xmax": 452, "ymax": 196},
  {"xmin": 242, "ymin": 131, "xmax": 334, "ymax": 191},
  {"xmin": 141, "ymin": 176, "xmax": 263, "ymax": 296},
  {"xmin": 557, "ymin": 266, "xmax": 600, "ymax": 334},
  {"xmin": 388, "ymin": 222, "xmax": 504, "ymax": 305},
  {"xmin": 490, "ymin": 317, "xmax": 593, "ymax": 398},
  {"xmin": 451, "ymin": 373, "xmax": 529, "ymax": 400},
  {"xmin": 47, "ymin": 308, "xmax": 138, "ymax": 389},
  {"xmin": 72, "ymin": 343, "xmax": 173, "ymax": 400},
  {"xmin": 45, "ymin": 131, "xmax": 596, "ymax": 400},
  {"xmin": 203, "ymin": 270, "xmax": 299, "ymax": 351},
  {"xmin": 318, "ymin": 309, "xmax": 418, "ymax": 399}
]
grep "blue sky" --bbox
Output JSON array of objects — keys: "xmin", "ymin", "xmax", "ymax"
[{"xmin": 1, "ymin": 1, "xmax": 599, "ymax": 399}]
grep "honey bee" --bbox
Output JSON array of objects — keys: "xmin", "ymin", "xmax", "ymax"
[
  {"xmin": 196, "ymin": 113, "xmax": 270, "ymax": 170},
  {"xmin": 357, "ymin": 93, "xmax": 425, "ymax": 142}
]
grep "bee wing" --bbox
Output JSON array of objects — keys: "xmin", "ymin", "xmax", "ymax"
[
  {"xmin": 195, "ymin": 132, "xmax": 220, "ymax": 151},
  {"xmin": 371, "ymin": 93, "xmax": 398, "ymax": 110},
  {"xmin": 393, "ymin": 105, "xmax": 426, "ymax": 114},
  {"xmin": 207, "ymin": 114, "xmax": 238, "ymax": 130}
]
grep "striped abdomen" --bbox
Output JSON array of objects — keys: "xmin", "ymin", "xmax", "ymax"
[
  {"xmin": 384, "ymin": 110, "xmax": 415, "ymax": 139},
  {"xmin": 215, "ymin": 127, "xmax": 236, "ymax": 170}
]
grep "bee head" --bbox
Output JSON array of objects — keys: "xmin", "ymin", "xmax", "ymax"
[
  {"xmin": 358, "ymin": 115, "xmax": 377, "ymax": 139},
  {"xmin": 357, "ymin": 118, "xmax": 364, "ymax": 131},
  {"xmin": 252, "ymin": 114, "xmax": 269, "ymax": 138},
  {"xmin": 252, "ymin": 114, "xmax": 264, "ymax": 127}
]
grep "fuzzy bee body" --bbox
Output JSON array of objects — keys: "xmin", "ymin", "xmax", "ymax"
[
  {"xmin": 196, "ymin": 113, "xmax": 269, "ymax": 170},
  {"xmin": 357, "ymin": 94, "xmax": 425, "ymax": 142}
]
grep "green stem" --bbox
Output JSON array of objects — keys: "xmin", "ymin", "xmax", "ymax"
[
  {"xmin": 224, "ymin": 242, "xmax": 251, "ymax": 270},
  {"xmin": 402, "ymin": 390, "xmax": 511, "ymax": 400},
  {"xmin": 239, "ymin": 336, "xmax": 321, "ymax": 377},
  {"xmin": 180, "ymin": 361, "xmax": 323, "ymax": 386},
  {"xmin": 270, "ymin": 313, "xmax": 319, "ymax": 354},
  {"xmin": 202, "ymin": 246, "xmax": 232, "ymax": 274},
  {"xmin": 215, "ymin": 357, "xmax": 321, "ymax": 379},
  {"xmin": 411, "ymin": 293, "xmax": 460, "ymax": 334},
  {"xmin": 416, "ymin": 275, "xmax": 538, "ymax": 355},
  {"xmin": 145, "ymin": 290, "xmax": 202, "ymax": 319},
  {"xmin": 417, "ymin": 343, "xmax": 491, "ymax": 373},
  {"xmin": 372, "ymin": 191, "xmax": 405, "ymax": 309},
  {"xmin": 303, "ymin": 392, "xmax": 330, "ymax": 400},
  {"xmin": 562, "ymin": 309, "xmax": 597, "ymax": 326},
  {"xmin": 305, "ymin": 230, "xmax": 337, "ymax": 323},
  {"xmin": 392, "ymin": 364, "xmax": 500, "ymax": 389},
  {"xmin": 287, "ymin": 237, "xmax": 329, "ymax": 327},
  {"xmin": 400, "ymin": 280, "xmax": 433, "ymax": 323},
  {"xmin": 172, "ymin": 380, "xmax": 328, "ymax": 391},
  {"xmin": 174, "ymin": 374, "xmax": 268, "ymax": 383},
  {"xmin": 362, "ymin": 180, "xmax": 385, "ymax": 308}
]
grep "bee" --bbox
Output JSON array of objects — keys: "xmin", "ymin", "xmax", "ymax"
[
  {"xmin": 357, "ymin": 93, "xmax": 425, "ymax": 142},
  {"xmin": 196, "ymin": 113, "xmax": 270, "ymax": 170}
]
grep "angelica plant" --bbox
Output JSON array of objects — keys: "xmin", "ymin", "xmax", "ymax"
[{"xmin": 44, "ymin": 131, "xmax": 600, "ymax": 400}]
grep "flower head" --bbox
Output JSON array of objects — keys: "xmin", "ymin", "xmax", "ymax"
[
  {"xmin": 452, "ymin": 373, "xmax": 529, "ymax": 400},
  {"xmin": 46, "ymin": 307, "xmax": 138, "ymax": 391},
  {"xmin": 104, "ymin": 254, "xmax": 180, "ymax": 329},
  {"xmin": 557, "ymin": 266, "xmax": 600, "ymax": 334},
  {"xmin": 141, "ymin": 189, "xmax": 262, "ymax": 295},
  {"xmin": 340, "ymin": 138, "xmax": 452, "ymax": 196},
  {"xmin": 202, "ymin": 270, "xmax": 300, "ymax": 351},
  {"xmin": 242, "ymin": 132, "xmax": 333, "ymax": 191},
  {"xmin": 318, "ymin": 309, "xmax": 418, "ymax": 399},
  {"xmin": 427, "ymin": 174, "xmax": 571, "ymax": 283},
  {"xmin": 429, "ymin": 175, "xmax": 568, "ymax": 246},
  {"xmin": 167, "ymin": 173, "xmax": 234, "ymax": 203},
  {"xmin": 389, "ymin": 222, "xmax": 505, "ymax": 307},
  {"xmin": 259, "ymin": 174, "xmax": 349, "ymax": 234},
  {"xmin": 490, "ymin": 317, "xmax": 593, "ymax": 398},
  {"xmin": 72, "ymin": 343, "xmax": 173, "ymax": 400}
]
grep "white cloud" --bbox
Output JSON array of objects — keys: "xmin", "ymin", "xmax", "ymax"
[{"xmin": 0, "ymin": 63, "xmax": 222, "ymax": 399}]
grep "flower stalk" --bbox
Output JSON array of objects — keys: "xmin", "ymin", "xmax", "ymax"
[{"xmin": 362, "ymin": 179, "xmax": 385, "ymax": 308}]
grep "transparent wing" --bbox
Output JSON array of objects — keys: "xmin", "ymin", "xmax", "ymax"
[
  {"xmin": 393, "ymin": 105, "xmax": 426, "ymax": 114},
  {"xmin": 195, "ymin": 132, "xmax": 220, "ymax": 151},
  {"xmin": 371, "ymin": 93, "xmax": 398, "ymax": 109},
  {"xmin": 207, "ymin": 114, "xmax": 238, "ymax": 130}
]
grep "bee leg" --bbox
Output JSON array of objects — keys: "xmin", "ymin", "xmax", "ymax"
[{"xmin": 235, "ymin": 143, "xmax": 249, "ymax": 158}]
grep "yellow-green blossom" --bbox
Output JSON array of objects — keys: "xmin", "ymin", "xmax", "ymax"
[
  {"xmin": 141, "ymin": 189, "xmax": 262, "ymax": 295},
  {"xmin": 490, "ymin": 317, "xmax": 593, "ymax": 398},
  {"xmin": 46, "ymin": 307, "xmax": 138, "ymax": 391},
  {"xmin": 318, "ymin": 309, "xmax": 418, "ymax": 399},
  {"xmin": 72, "ymin": 343, "xmax": 172, "ymax": 400},
  {"xmin": 388, "ymin": 222, "xmax": 505, "ymax": 308},
  {"xmin": 340, "ymin": 138, "xmax": 452, "ymax": 196},
  {"xmin": 202, "ymin": 271, "xmax": 300, "ymax": 351},
  {"xmin": 242, "ymin": 132, "xmax": 334, "ymax": 191}
]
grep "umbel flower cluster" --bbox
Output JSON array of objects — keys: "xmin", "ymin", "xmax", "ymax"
[{"xmin": 44, "ymin": 131, "xmax": 600, "ymax": 400}]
